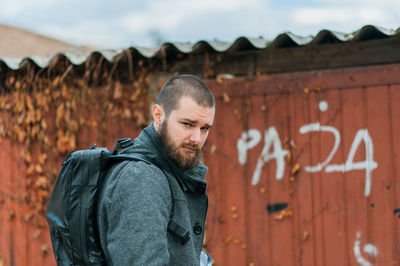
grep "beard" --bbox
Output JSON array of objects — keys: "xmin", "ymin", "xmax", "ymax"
[{"xmin": 158, "ymin": 120, "xmax": 203, "ymax": 170}]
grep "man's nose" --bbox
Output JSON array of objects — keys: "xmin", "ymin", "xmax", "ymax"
[{"xmin": 189, "ymin": 128, "xmax": 201, "ymax": 144}]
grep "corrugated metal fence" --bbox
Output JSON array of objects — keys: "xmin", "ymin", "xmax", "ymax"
[
  {"xmin": 1, "ymin": 63, "xmax": 400, "ymax": 265},
  {"xmin": 203, "ymin": 63, "xmax": 400, "ymax": 265}
]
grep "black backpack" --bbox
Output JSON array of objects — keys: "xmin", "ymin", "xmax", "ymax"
[{"xmin": 46, "ymin": 138, "xmax": 190, "ymax": 266}]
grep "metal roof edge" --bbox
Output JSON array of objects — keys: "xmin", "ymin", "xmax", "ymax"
[{"xmin": 0, "ymin": 24, "xmax": 398, "ymax": 71}]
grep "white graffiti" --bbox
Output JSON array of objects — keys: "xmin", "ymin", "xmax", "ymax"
[
  {"xmin": 319, "ymin": 101, "xmax": 328, "ymax": 112},
  {"xmin": 299, "ymin": 123, "xmax": 378, "ymax": 197},
  {"xmin": 325, "ymin": 129, "xmax": 377, "ymax": 196},
  {"xmin": 237, "ymin": 125, "xmax": 378, "ymax": 197},
  {"xmin": 354, "ymin": 231, "xmax": 378, "ymax": 266},
  {"xmin": 252, "ymin": 127, "xmax": 289, "ymax": 184},
  {"xmin": 237, "ymin": 129, "xmax": 262, "ymax": 165},
  {"xmin": 238, "ymin": 127, "xmax": 289, "ymax": 185},
  {"xmin": 300, "ymin": 123, "xmax": 340, "ymax": 173}
]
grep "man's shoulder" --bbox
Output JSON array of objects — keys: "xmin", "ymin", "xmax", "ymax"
[
  {"xmin": 112, "ymin": 158, "xmax": 166, "ymax": 181},
  {"xmin": 105, "ymin": 159, "xmax": 168, "ymax": 193}
]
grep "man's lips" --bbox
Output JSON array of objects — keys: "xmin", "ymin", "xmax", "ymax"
[{"xmin": 182, "ymin": 146, "xmax": 198, "ymax": 153}]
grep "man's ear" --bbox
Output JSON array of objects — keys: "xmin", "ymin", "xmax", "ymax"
[{"xmin": 152, "ymin": 104, "xmax": 165, "ymax": 131}]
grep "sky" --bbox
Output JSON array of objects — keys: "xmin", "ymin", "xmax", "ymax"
[{"xmin": 0, "ymin": 0, "xmax": 399, "ymax": 49}]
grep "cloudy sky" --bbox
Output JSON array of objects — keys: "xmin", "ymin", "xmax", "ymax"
[{"xmin": 0, "ymin": 0, "xmax": 399, "ymax": 49}]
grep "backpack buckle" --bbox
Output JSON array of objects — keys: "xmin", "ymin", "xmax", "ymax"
[
  {"xmin": 168, "ymin": 221, "xmax": 191, "ymax": 245},
  {"xmin": 113, "ymin": 138, "xmax": 134, "ymax": 155}
]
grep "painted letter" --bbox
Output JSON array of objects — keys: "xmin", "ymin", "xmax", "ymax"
[
  {"xmin": 237, "ymin": 129, "xmax": 262, "ymax": 165},
  {"xmin": 326, "ymin": 129, "xmax": 378, "ymax": 197},
  {"xmin": 252, "ymin": 127, "xmax": 289, "ymax": 185},
  {"xmin": 299, "ymin": 123, "xmax": 340, "ymax": 172},
  {"xmin": 354, "ymin": 231, "xmax": 378, "ymax": 266}
]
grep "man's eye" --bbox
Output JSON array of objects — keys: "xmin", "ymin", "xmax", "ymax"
[{"xmin": 183, "ymin": 122, "xmax": 191, "ymax": 127}]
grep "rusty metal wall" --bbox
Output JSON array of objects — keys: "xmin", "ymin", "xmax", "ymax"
[
  {"xmin": 0, "ymin": 128, "xmax": 145, "ymax": 266},
  {"xmin": 1, "ymin": 63, "xmax": 400, "ymax": 265},
  {"xmin": 0, "ymin": 79, "xmax": 149, "ymax": 265},
  {"xmin": 203, "ymin": 63, "xmax": 400, "ymax": 266}
]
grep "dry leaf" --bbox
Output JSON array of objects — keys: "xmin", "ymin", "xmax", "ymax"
[
  {"xmin": 24, "ymin": 151, "xmax": 32, "ymax": 163},
  {"xmin": 289, "ymin": 139, "xmax": 297, "ymax": 149},
  {"xmin": 113, "ymin": 82, "xmax": 123, "ymax": 99},
  {"xmin": 286, "ymin": 152, "xmax": 292, "ymax": 162},
  {"xmin": 69, "ymin": 120, "xmax": 79, "ymax": 132},
  {"xmin": 26, "ymin": 95, "xmax": 34, "ymax": 111},
  {"xmin": 210, "ymin": 145, "xmax": 217, "ymax": 154},
  {"xmin": 41, "ymin": 244, "xmax": 50, "ymax": 255},
  {"xmin": 15, "ymin": 125, "xmax": 26, "ymax": 143},
  {"xmin": 41, "ymin": 119, "xmax": 47, "ymax": 130},
  {"xmin": 233, "ymin": 109, "xmax": 241, "ymax": 120},
  {"xmin": 35, "ymin": 164, "xmax": 44, "ymax": 175},
  {"xmin": 222, "ymin": 92, "xmax": 230, "ymax": 103},
  {"xmin": 24, "ymin": 212, "xmax": 33, "ymax": 222},
  {"xmin": 223, "ymin": 236, "xmax": 232, "ymax": 245},
  {"xmin": 57, "ymin": 134, "xmax": 76, "ymax": 152},
  {"xmin": 36, "ymin": 92, "xmax": 47, "ymax": 107},
  {"xmin": 124, "ymin": 108, "xmax": 132, "ymax": 119},
  {"xmin": 33, "ymin": 229, "xmax": 41, "ymax": 239},
  {"xmin": 275, "ymin": 210, "xmax": 293, "ymax": 221},
  {"xmin": 8, "ymin": 75, "xmax": 15, "ymax": 85},
  {"xmin": 56, "ymin": 104, "xmax": 65, "ymax": 127},
  {"xmin": 36, "ymin": 176, "xmax": 49, "ymax": 190},
  {"xmin": 38, "ymin": 153, "xmax": 47, "ymax": 164},
  {"xmin": 291, "ymin": 164, "xmax": 301, "ymax": 175},
  {"xmin": 52, "ymin": 76, "xmax": 61, "ymax": 87},
  {"xmin": 61, "ymin": 84, "xmax": 71, "ymax": 99},
  {"xmin": 130, "ymin": 88, "xmax": 141, "ymax": 102},
  {"xmin": 302, "ymin": 231, "xmax": 309, "ymax": 241},
  {"xmin": 38, "ymin": 189, "xmax": 49, "ymax": 198},
  {"xmin": 35, "ymin": 109, "xmax": 43, "ymax": 122},
  {"xmin": 26, "ymin": 165, "xmax": 36, "ymax": 176}
]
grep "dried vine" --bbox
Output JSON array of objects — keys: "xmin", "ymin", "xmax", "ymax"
[{"xmin": 0, "ymin": 61, "xmax": 152, "ymax": 258}]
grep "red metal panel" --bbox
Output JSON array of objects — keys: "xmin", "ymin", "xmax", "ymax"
[
  {"xmin": 388, "ymin": 84, "xmax": 400, "ymax": 264},
  {"xmin": 367, "ymin": 85, "xmax": 394, "ymax": 265},
  {"xmin": 203, "ymin": 64, "xmax": 400, "ymax": 265}
]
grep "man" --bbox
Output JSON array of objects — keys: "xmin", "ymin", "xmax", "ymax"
[{"xmin": 97, "ymin": 74, "xmax": 215, "ymax": 265}]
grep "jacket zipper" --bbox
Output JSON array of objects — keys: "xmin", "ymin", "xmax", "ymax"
[{"xmin": 81, "ymin": 152, "xmax": 89, "ymax": 264}]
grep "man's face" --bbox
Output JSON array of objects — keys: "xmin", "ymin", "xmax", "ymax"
[{"xmin": 158, "ymin": 96, "xmax": 215, "ymax": 170}]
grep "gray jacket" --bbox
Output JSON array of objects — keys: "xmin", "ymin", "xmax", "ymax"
[{"xmin": 97, "ymin": 123, "xmax": 208, "ymax": 265}]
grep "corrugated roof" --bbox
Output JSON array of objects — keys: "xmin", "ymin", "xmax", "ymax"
[{"xmin": 1, "ymin": 25, "xmax": 398, "ymax": 71}]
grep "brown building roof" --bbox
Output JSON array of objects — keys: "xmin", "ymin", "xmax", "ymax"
[{"xmin": 0, "ymin": 24, "xmax": 95, "ymax": 58}]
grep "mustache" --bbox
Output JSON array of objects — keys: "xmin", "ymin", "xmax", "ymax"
[{"xmin": 181, "ymin": 143, "xmax": 200, "ymax": 150}]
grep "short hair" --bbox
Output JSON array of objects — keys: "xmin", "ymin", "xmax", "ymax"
[{"xmin": 156, "ymin": 74, "xmax": 215, "ymax": 117}]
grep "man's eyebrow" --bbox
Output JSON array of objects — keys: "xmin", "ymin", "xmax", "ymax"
[
  {"xmin": 182, "ymin": 118, "xmax": 197, "ymax": 124},
  {"xmin": 182, "ymin": 118, "xmax": 212, "ymax": 128}
]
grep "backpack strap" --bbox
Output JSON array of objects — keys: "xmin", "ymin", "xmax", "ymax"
[
  {"xmin": 108, "ymin": 152, "xmax": 191, "ymax": 245},
  {"xmin": 112, "ymin": 138, "xmax": 134, "ymax": 155}
]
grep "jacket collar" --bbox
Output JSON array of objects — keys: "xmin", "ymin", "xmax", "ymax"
[{"xmin": 123, "ymin": 123, "xmax": 208, "ymax": 192}]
